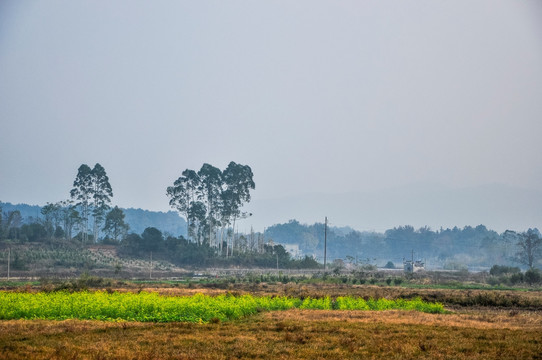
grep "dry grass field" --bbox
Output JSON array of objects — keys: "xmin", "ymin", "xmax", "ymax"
[
  {"xmin": 1, "ymin": 282, "xmax": 541, "ymax": 359},
  {"xmin": 1, "ymin": 308, "xmax": 541, "ymax": 359}
]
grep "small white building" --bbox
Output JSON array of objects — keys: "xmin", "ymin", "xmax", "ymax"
[
  {"xmin": 283, "ymin": 244, "xmax": 302, "ymax": 259},
  {"xmin": 403, "ymin": 259, "xmax": 425, "ymax": 273}
]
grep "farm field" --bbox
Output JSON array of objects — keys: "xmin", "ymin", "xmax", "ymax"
[
  {"xmin": 0, "ymin": 281, "xmax": 541, "ymax": 359},
  {"xmin": 0, "ymin": 308, "xmax": 541, "ymax": 359},
  {"xmin": 0, "ymin": 292, "xmax": 445, "ymax": 322}
]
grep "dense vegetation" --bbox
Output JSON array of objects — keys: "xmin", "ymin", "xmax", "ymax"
[
  {"xmin": 0, "ymin": 291, "xmax": 445, "ymax": 323},
  {"xmin": 119, "ymin": 229, "xmax": 319, "ymax": 268},
  {"xmin": 0, "ymin": 202, "xmax": 187, "ymax": 239},
  {"xmin": 1, "ymin": 207, "xmax": 541, "ymax": 272},
  {"xmin": 167, "ymin": 162, "xmax": 255, "ymax": 254},
  {"xmin": 1, "ymin": 161, "xmax": 541, "ymax": 273},
  {"xmin": 266, "ymin": 220, "xmax": 542, "ymax": 270}
]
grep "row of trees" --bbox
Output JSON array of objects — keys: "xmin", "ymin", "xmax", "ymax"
[
  {"xmin": 119, "ymin": 226, "xmax": 318, "ymax": 268},
  {"xmin": 266, "ymin": 221, "xmax": 542, "ymax": 270},
  {"xmin": 166, "ymin": 162, "xmax": 255, "ymax": 256},
  {"xmin": 0, "ymin": 205, "xmax": 129, "ymax": 245},
  {"xmin": 0, "ymin": 163, "xmax": 130, "ymax": 244},
  {"xmin": 2, "ymin": 161, "xmax": 257, "ymax": 249}
]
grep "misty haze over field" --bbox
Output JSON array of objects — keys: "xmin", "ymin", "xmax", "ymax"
[
  {"xmin": 245, "ymin": 184, "xmax": 542, "ymax": 233},
  {"xmin": 1, "ymin": 1, "xmax": 541, "ymax": 232}
]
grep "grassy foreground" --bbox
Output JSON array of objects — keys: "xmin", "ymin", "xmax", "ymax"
[
  {"xmin": 1, "ymin": 309, "xmax": 541, "ymax": 359},
  {"xmin": 0, "ymin": 291, "xmax": 444, "ymax": 322},
  {"xmin": 1, "ymin": 284, "xmax": 541, "ymax": 359}
]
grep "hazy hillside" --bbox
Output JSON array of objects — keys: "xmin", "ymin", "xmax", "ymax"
[
  {"xmin": 0, "ymin": 202, "xmax": 42, "ymax": 222},
  {"xmin": 3, "ymin": 200, "xmax": 541, "ymax": 270},
  {"xmin": 0, "ymin": 202, "xmax": 187, "ymax": 237},
  {"xmin": 264, "ymin": 220, "xmax": 541, "ymax": 270},
  {"xmin": 245, "ymin": 183, "xmax": 542, "ymax": 234},
  {"xmin": 122, "ymin": 208, "xmax": 186, "ymax": 236}
]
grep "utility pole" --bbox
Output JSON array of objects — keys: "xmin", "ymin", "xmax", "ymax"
[
  {"xmin": 7, "ymin": 247, "xmax": 10, "ymax": 281},
  {"xmin": 150, "ymin": 251, "xmax": 152, "ymax": 279},
  {"xmin": 324, "ymin": 217, "xmax": 327, "ymax": 272}
]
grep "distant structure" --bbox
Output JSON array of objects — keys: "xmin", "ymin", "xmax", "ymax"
[
  {"xmin": 403, "ymin": 250, "xmax": 425, "ymax": 273},
  {"xmin": 283, "ymin": 244, "xmax": 301, "ymax": 259}
]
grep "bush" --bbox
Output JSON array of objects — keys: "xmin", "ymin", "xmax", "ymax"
[
  {"xmin": 385, "ymin": 278, "xmax": 392, "ymax": 285},
  {"xmin": 384, "ymin": 261, "xmax": 395, "ymax": 269},
  {"xmin": 486, "ymin": 276, "xmax": 500, "ymax": 286},
  {"xmin": 524, "ymin": 269, "xmax": 541, "ymax": 285},
  {"xmin": 509, "ymin": 273, "xmax": 524, "ymax": 285},
  {"xmin": 393, "ymin": 278, "xmax": 403, "ymax": 286},
  {"xmin": 489, "ymin": 265, "xmax": 521, "ymax": 276}
]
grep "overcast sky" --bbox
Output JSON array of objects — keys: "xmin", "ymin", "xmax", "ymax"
[{"xmin": 1, "ymin": 1, "xmax": 541, "ymax": 232}]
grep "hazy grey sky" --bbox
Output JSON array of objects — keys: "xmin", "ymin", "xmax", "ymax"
[{"xmin": 1, "ymin": 1, "xmax": 541, "ymax": 232}]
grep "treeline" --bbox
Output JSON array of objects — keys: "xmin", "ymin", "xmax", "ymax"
[
  {"xmin": 2, "ymin": 159, "xmax": 540, "ymax": 271},
  {"xmin": 119, "ymin": 226, "xmax": 318, "ymax": 268},
  {"xmin": 0, "ymin": 202, "xmax": 187, "ymax": 241},
  {"xmin": 0, "ymin": 203, "xmax": 129, "ymax": 244},
  {"xmin": 1, "ymin": 161, "xmax": 321, "ymax": 269},
  {"xmin": 266, "ymin": 220, "xmax": 542, "ymax": 270},
  {"xmin": 1, "ymin": 160, "xmax": 255, "ymax": 249},
  {"xmin": 0, "ymin": 163, "xmax": 124, "ymax": 243}
]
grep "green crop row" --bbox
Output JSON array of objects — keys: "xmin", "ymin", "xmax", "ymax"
[{"xmin": 0, "ymin": 291, "xmax": 445, "ymax": 323}]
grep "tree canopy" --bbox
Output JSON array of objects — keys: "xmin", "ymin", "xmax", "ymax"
[
  {"xmin": 167, "ymin": 162, "xmax": 255, "ymax": 256},
  {"xmin": 70, "ymin": 163, "xmax": 113, "ymax": 242}
]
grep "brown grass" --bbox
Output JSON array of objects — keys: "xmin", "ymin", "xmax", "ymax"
[
  {"xmin": 1, "ymin": 283, "xmax": 541, "ymax": 359},
  {"xmin": 1, "ymin": 308, "xmax": 541, "ymax": 359}
]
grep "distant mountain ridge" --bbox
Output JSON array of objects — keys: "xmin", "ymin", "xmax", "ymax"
[
  {"xmin": 0, "ymin": 201, "xmax": 187, "ymax": 237},
  {"xmin": 122, "ymin": 208, "xmax": 186, "ymax": 236},
  {"xmin": 244, "ymin": 183, "xmax": 542, "ymax": 233}
]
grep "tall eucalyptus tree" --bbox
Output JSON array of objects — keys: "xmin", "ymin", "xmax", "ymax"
[
  {"xmin": 70, "ymin": 163, "xmax": 113, "ymax": 242},
  {"xmin": 167, "ymin": 162, "xmax": 255, "ymax": 251},
  {"xmin": 40, "ymin": 202, "xmax": 62, "ymax": 238},
  {"xmin": 59, "ymin": 200, "xmax": 79, "ymax": 240},
  {"xmin": 167, "ymin": 169, "xmax": 204, "ymax": 242},
  {"xmin": 221, "ymin": 162, "xmax": 255, "ymax": 256},
  {"xmin": 91, "ymin": 163, "xmax": 113, "ymax": 241},
  {"xmin": 70, "ymin": 164, "xmax": 93, "ymax": 242},
  {"xmin": 103, "ymin": 206, "xmax": 129, "ymax": 242},
  {"xmin": 198, "ymin": 163, "xmax": 223, "ymax": 247}
]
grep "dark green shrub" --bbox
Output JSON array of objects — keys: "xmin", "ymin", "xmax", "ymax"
[
  {"xmin": 489, "ymin": 265, "xmax": 521, "ymax": 276},
  {"xmin": 524, "ymin": 269, "xmax": 541, "ymax": 285},
  {"xmin": 385, "ymin": 278, "xmax": 392, "ymax": 285},
  {"xmin": 384, "ymin": 261, "xmax": 395, "ymax": 269},
  {"xmin": 509, "ymin": 272, "xmax": 524, "ymax": 285},
  {"xmin": 486, "ymin": 276, "xmax": 500, "ymax": 286},
  {"xmin": 393, "ymin": 278, "xmax": 403, "ymax": 286}
]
